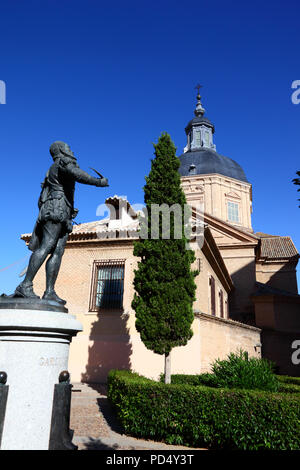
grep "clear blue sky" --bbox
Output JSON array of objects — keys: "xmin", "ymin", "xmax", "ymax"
[{"xmin": 0, "ymin": 0, "xmax": 300, "ymax": 292}]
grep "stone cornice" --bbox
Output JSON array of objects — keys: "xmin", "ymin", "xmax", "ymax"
[
  {"xmin": 66, "ymin": 237, "xmax": 137, "ymax": 248},
  {"xmin": 181, "ymin": 173, "xmax": 252, "ymax": 188},
  {"xmin": 202, "ymin": 212, "xmax": 258, "ymax": 246},
  {"xmin": 194, "ymin": 311, "xmax": 261, "ymax": 332},
  {"xmin": 21, "ymin": 231, "xmax": 139, "ymax": 245}
]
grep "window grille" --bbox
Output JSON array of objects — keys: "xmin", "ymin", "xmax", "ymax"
[{"xmin": 89, "ymin": 259, "xmax": 125, "ymax": 311}]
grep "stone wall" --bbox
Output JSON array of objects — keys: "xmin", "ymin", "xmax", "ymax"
[
  {"xmin": 256, "ymin": 259, "xmax": 299, "ymax": 295},
  {"xmin": 195, "ymin": 312, "xmax": 261, "ymax": 374}
]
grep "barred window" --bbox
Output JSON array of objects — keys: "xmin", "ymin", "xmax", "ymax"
[{"xmin": 89, "ymin": 259, "xmax": 125, "ymax": 311}]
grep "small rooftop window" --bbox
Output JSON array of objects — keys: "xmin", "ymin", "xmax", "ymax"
[{"xmin": 189, "ymin": 164, "xmax": 196, "ymax": 175}]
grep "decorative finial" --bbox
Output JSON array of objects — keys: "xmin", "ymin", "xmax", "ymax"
[
  {"xmin": 0, "ymin": 371, "xmax": 7, "ymax": 384},
  {"xmin": 59, "ymin": 370, "xmax": 70, "ymax": 383},
  {"xmin": 195, "ymin": 83, "xmax": 202, "ymax": 97},
  {"xmin": 194, "ymin": 84, "xmax": 205, "ymax": 117}
]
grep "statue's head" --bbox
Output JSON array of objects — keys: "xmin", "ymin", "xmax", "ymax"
[{"xmin": 50, "ymin": 141, "xmax": 75, "ymax": 160}]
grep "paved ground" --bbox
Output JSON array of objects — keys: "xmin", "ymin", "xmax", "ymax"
[{"xmin": 70, "ymin": 383, "xmax": 205, "ymax": 451}]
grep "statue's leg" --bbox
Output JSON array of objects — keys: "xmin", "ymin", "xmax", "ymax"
[
  {"xmin": 43, "ymin": 231, "xmax": 69, "ymax": 304},
  {"xmin": 15, "ymin": 222, "xmax": 62, "ymax": 298}
]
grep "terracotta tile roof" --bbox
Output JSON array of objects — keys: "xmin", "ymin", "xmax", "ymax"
[
  {"xmin": 258, "ymin": 236, "xmax": 298, "ymax": 260},
  {"xmin": 21, "ymin": 195, "xmax": 141, "ymax": 243},
  {"xmin": 71, "ymin": 217, "xmax": 140, "ymax": 241},
  {"xmin": 72, "ymin": 219, "xmax": 108, "ymax": 233},
  {"xmin": 21, "ymin": 217, "xmax": 140, "ymax": 243}
]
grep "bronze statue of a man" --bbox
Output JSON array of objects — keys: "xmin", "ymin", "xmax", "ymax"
[{"xmin": 14, "ymin": 141, "xmax": 108, "ymax": 304}]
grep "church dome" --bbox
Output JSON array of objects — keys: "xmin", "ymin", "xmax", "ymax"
[{"xmin": 178, "ymin": 148, "xmax": 248, "ymax": 183}]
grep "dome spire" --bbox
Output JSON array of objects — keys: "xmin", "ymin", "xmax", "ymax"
[
  {"xmin": 194, "ymin": 84, "xmax": 205, "ymax": 117},
  {"xmin": 183, "ymin": 85, "xmax": 216, "ymax": 153}
]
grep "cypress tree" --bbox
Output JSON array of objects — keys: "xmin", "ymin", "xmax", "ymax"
[{"xmin": 132, "ymin": 133, "xmax": 198, "ymax": 384}]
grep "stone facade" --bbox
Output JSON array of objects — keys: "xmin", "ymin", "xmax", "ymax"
[{"xmin": 181, "ymin": 173, "xmax": 252, "ymax": 231}]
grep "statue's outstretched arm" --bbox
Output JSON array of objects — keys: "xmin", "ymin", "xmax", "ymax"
[{"xmin": 61, "ymin": 163, "xmax": 108, "ymax": 187}]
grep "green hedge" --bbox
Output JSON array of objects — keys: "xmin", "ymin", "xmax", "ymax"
[
  {"xmin": 277, "ymin": 375, "xmax": 300, "ymax": 387},
  {"xmin": 108, "ymin": 369, "xmax": 300, "ymax": 450},
  {"xmin": 278, "ymin": 383, "xmax": 300, "ymax": 394},
  {"xmin": 160, "ymin": 374, "xmax": 300, "ymax": 394},
  {"xmin": 159, "ymin": 373, "xmax": 219, "ymax": 387}
]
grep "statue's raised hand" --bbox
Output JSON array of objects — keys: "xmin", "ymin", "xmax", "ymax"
[{"xmin": 96, "ymin": 177, "xmax": 109, "ymax": 187}]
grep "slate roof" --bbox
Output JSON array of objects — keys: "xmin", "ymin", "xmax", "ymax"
[
  {"xmin": 178, "ymin": 148, "xmax": 249, "ymax": 183},
  {"xmin": 185, "ymin": 115, "xmax": 215, "ymax": 133}
]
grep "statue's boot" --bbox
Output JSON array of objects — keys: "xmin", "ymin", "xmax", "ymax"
[
  {"xmin": 14, "ymin": 282, "xmax": 40, "ymax": 299},
  {"xmin": 42, "ymin": 290, "xmax": 66, "ymax": 305}
]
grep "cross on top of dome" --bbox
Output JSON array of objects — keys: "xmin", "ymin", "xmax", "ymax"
[{"xmin": 194, "ymin": 84, "xmax": 205, "ymax": 117}]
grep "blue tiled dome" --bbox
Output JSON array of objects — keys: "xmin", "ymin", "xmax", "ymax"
[{"xmin": 178, "ymin": 148, "xmax": 248, "ymax": 183}]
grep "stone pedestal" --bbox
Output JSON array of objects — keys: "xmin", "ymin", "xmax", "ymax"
[{"xmin": 0, "ymin": 305, "xmax": 82, "ymax": 450}]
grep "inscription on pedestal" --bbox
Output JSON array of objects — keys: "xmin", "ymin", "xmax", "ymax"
[{"xmin": 39, "ymin": 357, "xmax": 66, "ymax": 367}]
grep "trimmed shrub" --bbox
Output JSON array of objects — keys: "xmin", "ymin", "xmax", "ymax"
[
  {"xmin": 160, "ymin": 373, "xmax": 300, "ymax": 395},
  {"xmin": 108, "ymin": 370, "xmax": 300, "ymax": 450},
  {"xmin": 211, "ymin": 350, "xmax": 279, "ymax": 392},
  {"xmin": 277, "ymin": 375, "xmax": 300, "ymax": 387},
  {"xmin": 159, "ymin": 373, "xmax": 219, "ymax": 388},
  {"xmin": 278, "ymin": 383, "xmax": 300, "ymax": 394}
]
